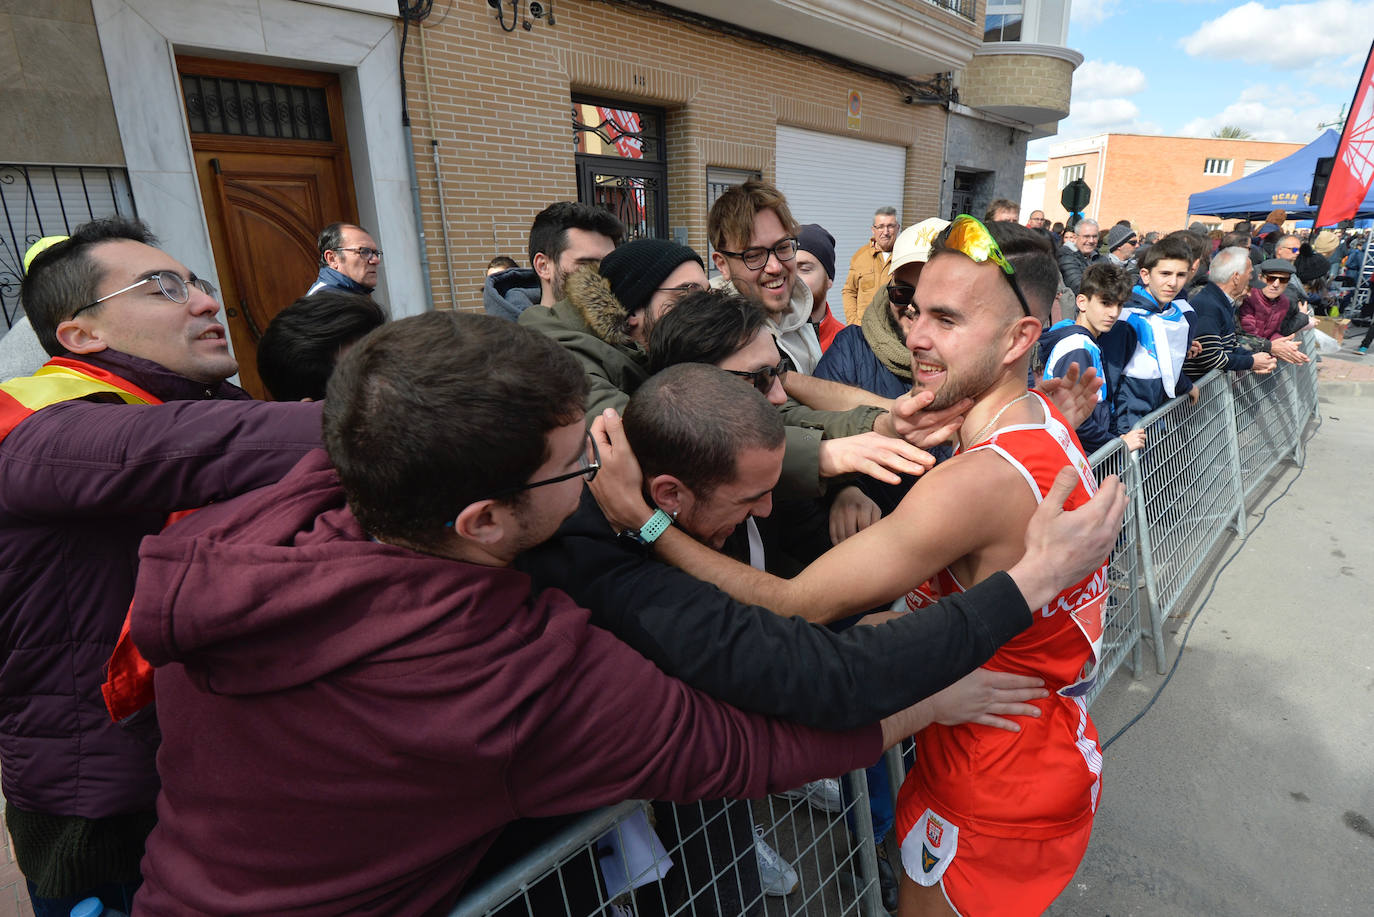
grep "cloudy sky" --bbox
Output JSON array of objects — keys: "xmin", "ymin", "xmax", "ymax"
[{"xmin": 1026, "ymin": 0, "xmax": 1374, "ymax": 159}]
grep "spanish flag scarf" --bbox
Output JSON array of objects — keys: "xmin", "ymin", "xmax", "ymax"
[
  {"xmin": 0, "ymin": 356, "xmax": 168, "ymax": 721},
  {"xmin": 0, "ymin": 355, "xmax": 161, "ymax": 442}
]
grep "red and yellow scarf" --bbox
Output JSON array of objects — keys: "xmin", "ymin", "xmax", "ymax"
[
  {"xmin": 0, "ymin": 356, "xmax": 170, "ymax": 721},
  {"xmin": 0, "ymin": 356, "xmax": 161, "ymax": 443}
]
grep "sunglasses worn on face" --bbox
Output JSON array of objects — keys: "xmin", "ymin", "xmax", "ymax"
[
  {"xmin": 887, "ymin": 281, "xmax": 916, "ymax": 307},
  {"xmin": 725, "ymin": 359, "xmax": 787, "ymax": 395},
  {"xmin": 1262, "ymin": 273, "xmax": 1291, "ymax": 285},
  {"xmin": 944, "ymin": 215, "xmax": 1032, "ymax": 317}
]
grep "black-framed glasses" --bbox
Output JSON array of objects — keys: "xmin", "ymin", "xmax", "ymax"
[
  {"xmin": 70, "ymin": 272, "xmax": 217, "ymax": 320},
  {"xmin": 655, "ymin": 281, "xmax": 706, "ymax": 299},
  {"xmin": 945, "ymin": 215, "xmax": 1032, "ymax": 318},
  {"xmin": 717, "ymin": 238, "xmax": 799, "ymax": 271},
  {"xmin": 338, "ymin": 246, "xmax": 383, "ymax": 261},
  {"xmin": 477, "ymin": 430, "xmax": 600, "ymax": 502},
  {"xmin": 725, "ymin": 359, "xmax": 787, "ymax": 395},
  {"xmin": 886, "ymin": 281, "xmax": 916, "ymax": 307},
  {"xmin": 1261, "ymin": 273, "xmax": 1291, "ymax": 285}
]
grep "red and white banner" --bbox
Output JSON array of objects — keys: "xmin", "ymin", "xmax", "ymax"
[{"xmin": 1315, "ymin": 39, "xmax": 1374, "ymax": 227}]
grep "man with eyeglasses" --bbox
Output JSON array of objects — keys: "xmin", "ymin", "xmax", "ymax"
[
  {"xmin": 842, "ymin": 206, "xmax": 901, "ymax": 326},
  {"xmin": 591, "ymin": 216, "xmax": 1123, "ymax": 917},
  {"xmin": 0, "ymin": 217, "xmax": 323, "ymax": 914},
  {"xmin": 125, "ymin": 311, "xmax": 960, "ymax": 916},
  {"xmin": 709, "ymin": 180, "xmax": 826, "ymax": 373},
  {"xmin": 1057, "ymin": 218, "xmax": 1101, "ymax": 295},
  {"xmin": 306, "ymin": 222, "xmax": 383, "ymax": 298}
]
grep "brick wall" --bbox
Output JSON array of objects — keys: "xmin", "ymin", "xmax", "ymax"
[
  {"xmin": 1039, "ymin": 135, "xmax": 1303, "ymax": 235},
  {"xmin": 402, "ymin": 0, "xmax": 947, "ymax": 311}
]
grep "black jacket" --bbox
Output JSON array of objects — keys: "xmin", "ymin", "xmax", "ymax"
[{"xmin": 515, "ymin": 489, "xmax": 1032, "ymax": 731}]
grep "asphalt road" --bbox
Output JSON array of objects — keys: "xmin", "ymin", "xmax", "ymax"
[{"xmin": 1047, "ymin": 387, "xmax": 1374, "ymax": 917}]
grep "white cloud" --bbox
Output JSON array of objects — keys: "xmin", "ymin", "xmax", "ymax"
[
  {"xmin": 1179, "ymin": 85, "xmax": 1345, "ymax": 140},
  {"xmin": 1071, "ymin": 0, "xmax": 1123, "ymax": 26},
  {"xmin": 1073, "ymin": 61, "xmax": 1148, "ymax": 100},
  {"xmin": 1181, "ymin": 0, "xmax": 1374, "ymax": 68},
  {"xmin": 1072, "ymin": 98, "xmax": 1142, "ymax": 129}
]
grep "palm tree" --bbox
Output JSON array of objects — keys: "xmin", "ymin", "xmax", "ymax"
[{"xmin": 1212, "ymin": 125, "xmax": 1254, "ymax": 140}]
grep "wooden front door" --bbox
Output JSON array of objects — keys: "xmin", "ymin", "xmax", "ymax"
[{"xmin": 180, "ymin": 56, "xmax": 358, "ymax": 399}]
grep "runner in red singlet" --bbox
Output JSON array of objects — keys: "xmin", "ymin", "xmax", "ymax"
[{"xmin": 594, "ymin": 217, "xmax": 1123, "ymax": 916}]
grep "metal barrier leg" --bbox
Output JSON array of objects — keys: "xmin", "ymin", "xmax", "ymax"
[
  {"xmin": 845, "ymin": 769, "xmax": 886, "ymax": 917},
  {"xmin": 1221, "ymin": 378, "xmax": 1247, "ymax": 539},
  {"xmin": 1131, "ymin": 449, "xmax": 1168, "ymax": 674}
]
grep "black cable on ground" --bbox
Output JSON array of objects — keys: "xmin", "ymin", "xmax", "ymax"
[{"xmin": 1101, "ymin": 409, "xmax": 1324, "ymax": 751}]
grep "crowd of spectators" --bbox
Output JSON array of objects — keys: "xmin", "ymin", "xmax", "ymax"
[{"xmin": 6, "ymin": 175, "xmax": 1348, "ymax": 917}]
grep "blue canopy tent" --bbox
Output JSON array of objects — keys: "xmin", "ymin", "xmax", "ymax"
[{"xmin": 1185, "ymin": 130, "xmax": 1374, "ymax": 220}]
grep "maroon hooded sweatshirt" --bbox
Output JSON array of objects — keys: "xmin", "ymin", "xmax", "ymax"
[{"xmin": 130, "ymin": 451, "xmax": 880, "ymax": 916}]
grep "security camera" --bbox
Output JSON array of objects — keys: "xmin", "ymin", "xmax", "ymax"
[{"xmin": 530, "ymin": 1, "xmax": 545, "ymax": 17}]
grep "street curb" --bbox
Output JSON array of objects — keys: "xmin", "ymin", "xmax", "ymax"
[{"xmin": 1319, "ymin": 380, "xmax": 1374, "ymax": 396}]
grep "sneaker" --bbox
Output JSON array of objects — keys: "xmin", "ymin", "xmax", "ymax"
[
  {"xmin": 779, "ymin": 777, "xmax": 844, "ymax": 813},
  {"xmin": 753, "ymin": 825, "xmax": 798, "ymax": 896},
  {"xmin": 1359, "ymin": 346, "xmax": 1369, "ymax": 354}
]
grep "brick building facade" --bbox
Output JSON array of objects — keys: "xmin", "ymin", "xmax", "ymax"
[
  {"xmin": 401, "ymin": 0, "xmax": 958, "ymax": 311},
  {"xmin": 1038, "ymin": 133, "xmax": 1303, "ymax": 234}
]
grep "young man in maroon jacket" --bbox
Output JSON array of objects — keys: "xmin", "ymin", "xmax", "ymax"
[{"xmin": 0, "ymin": 218, "xmax": 322, "ymax": 916}]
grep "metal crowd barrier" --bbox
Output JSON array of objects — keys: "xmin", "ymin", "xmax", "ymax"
[
  {"xmin": 1131, "ymin": 328, "xmax": 1320, "ymax": 672},
  {"xmin": 449, "ymin": 330, "xmax": 1321, "ymax": 916},
  {"xmin": 450, "ymin": 773, "xmax": 885, "ymax": 917}
]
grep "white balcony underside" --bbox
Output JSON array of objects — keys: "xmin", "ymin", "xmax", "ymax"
[{"xmin": 655, "ymin": 0, "xmax": 981, "ymax": 76}]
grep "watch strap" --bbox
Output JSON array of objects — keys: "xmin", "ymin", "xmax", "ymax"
[{"xmin": 637, "ymin": 508, "xmax": 673, "ymax": 544}]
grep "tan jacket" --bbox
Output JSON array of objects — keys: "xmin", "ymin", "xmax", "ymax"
[{"xmin": 842, "ymin": 241, "xmax": 893, "ymax": 325}]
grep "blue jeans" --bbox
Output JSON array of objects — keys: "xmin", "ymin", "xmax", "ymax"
[{"xmin": 26, "ymin": 879, "xmax": 139, "ymax": 917}]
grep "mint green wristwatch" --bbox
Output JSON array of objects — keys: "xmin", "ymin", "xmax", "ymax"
[{"xmin": 618, "ymin": 508, "xmax": 673, "ymax": 545}]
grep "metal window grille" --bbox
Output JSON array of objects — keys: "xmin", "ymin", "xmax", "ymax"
[
  {"xmin": 0, "ymin": 164, "xmax": 136, "ymax": 331},
  {"xmin": 1059, "ymin": 163, "xmax": 1086, "ymax": 188},
  {"xmin": 1203, "ymin": 158, "xmax": 1233, "ymax": 176},
  {"xmin": 181, "ymin": 74, "xmax": 331, "ymax": 141}
]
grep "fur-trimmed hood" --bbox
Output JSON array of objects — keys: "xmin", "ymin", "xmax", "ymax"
[{"xmin": 565, "ymin": 265, "xmax": 636, "ymax": 348}]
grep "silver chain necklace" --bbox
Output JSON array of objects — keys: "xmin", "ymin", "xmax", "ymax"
[{"xmin": 962, "ymin": 392, "xmax": 1036, "ymax": 451}]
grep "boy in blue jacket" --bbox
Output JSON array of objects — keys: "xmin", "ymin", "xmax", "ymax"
[
  {"xmin": 1039, "ymin": 261, "xmax": 1142, "ymax": 455},
  {"xmin": 1099, "ymin": 235, "xmax": 1200, "ymax": 435}
]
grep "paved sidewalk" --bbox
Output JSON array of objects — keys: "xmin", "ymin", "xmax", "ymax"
[
  {"xmin": 1048, "ymin": 385, "xmax": 1374, "ymax": 917},
  {"xmin": 1315, "ymin": 325, "xmax": 1374, "ymax": 390}
]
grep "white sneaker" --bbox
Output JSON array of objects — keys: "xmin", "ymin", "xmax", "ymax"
[
  {"xmin": 779, "ymin": 777, "xmax": 844, "ymax": 814},
  {"xmin": 753, "ymin": 825, "xmax": 799, "ymax": 896}
]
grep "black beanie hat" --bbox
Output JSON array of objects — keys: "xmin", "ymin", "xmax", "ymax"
[
  {"xmin": 597, "ymin": 239, "xmax": 703, "ymax": 315},
  {"xmin": 797, "ymin": 223, "xmax": 837, "ymax": 280}
]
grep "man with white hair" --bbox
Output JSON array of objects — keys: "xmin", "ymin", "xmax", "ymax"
[
  {"xmin": 1058, "ymin": 219, "xmax": 1101, "ymax": 294},
  {"xmin": 1183, "ymin": 246, "xmax": 1279, "ymax": 378}
]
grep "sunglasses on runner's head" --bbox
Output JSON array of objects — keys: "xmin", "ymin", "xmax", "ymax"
[
  {"xmin": 943, "ymin": 215, "xmax": 1033, "ymax": 318},
  {"xmin": 724, "ymin": 359, "xmax": 787, "ymax": 395}
]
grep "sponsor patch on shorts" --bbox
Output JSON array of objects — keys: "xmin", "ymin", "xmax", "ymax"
[{"xmin": 900, "ymin": 808, "xmax": 959, "ymax": 886}]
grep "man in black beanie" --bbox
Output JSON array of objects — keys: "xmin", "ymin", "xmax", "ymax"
[
  {"xmin": 1104, "ymin": 223, "xmax": 1138, "ymax": 273},
  {"xmin": 796, "ymin": 224, "xmax": 843, "ymax": 352},
  {"xmin": 518, "ymin": 237, "xmax": 707, "ymax": 419}
]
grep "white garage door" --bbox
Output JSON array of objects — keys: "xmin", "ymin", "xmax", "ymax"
[{"xmin": 775, "ymin": 125, "xmax": 907, "ymax": 324}]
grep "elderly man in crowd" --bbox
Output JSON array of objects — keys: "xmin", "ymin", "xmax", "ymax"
[{"xmin": 842, "ymin": 206, "xmax": 900, "ymax": 325}]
